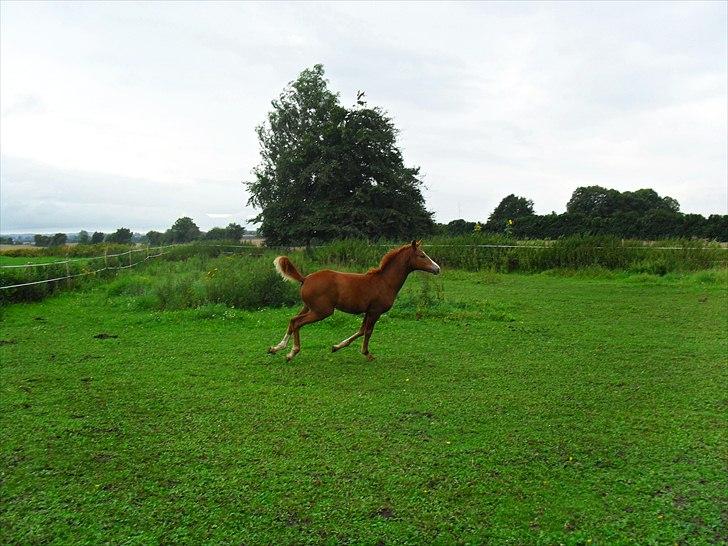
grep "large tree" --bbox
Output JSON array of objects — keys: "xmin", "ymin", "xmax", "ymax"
[
  {"xmin": 145, "ymin": 231, "xmax": 164, "ymax": 246},
  {"xmin": 486, "ymin": 194, "xmax": 535, "ymax": 230},
  {"xmin": 168, "ymin": 217, "xmax": 201, "ymax": 243},
  {"xmin": 566, "ymin": 186, "xmax": 621, "ymax": 217},
  {"xmin": 34, "ymin": 234, "xmax": 51, "ymax": 247},
  {"xmin": 246, "ymin": 65, "xmax": 434, "ymax": 245},
  {"xmin": 50, "ymin": 233, "xmax": 67, "ymax": 247},
  {"xmin": 225, "ymin": 222, "xmax": 245, "ymax": 241},
  {"xmin": 106, "ymin": 228, "xmax": 133, "ymax": 244},
  {"xmin": 204, "ymin": 223, "xmax": 245, "ymax": 241}
]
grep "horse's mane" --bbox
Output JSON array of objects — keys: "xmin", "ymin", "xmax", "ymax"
[{"xmin": 367, "ymin": 244, "xmax": 410, "ymax": 274}]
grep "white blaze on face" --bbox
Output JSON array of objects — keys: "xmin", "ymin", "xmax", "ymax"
[{"xmin": 422, "ymin": 250, "xmax": 441, "ymax": 274}]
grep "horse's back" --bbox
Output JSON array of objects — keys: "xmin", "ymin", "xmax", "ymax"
[{"xmin": 301, "ymin": 269, "xmax": 375, "ymax": 314}]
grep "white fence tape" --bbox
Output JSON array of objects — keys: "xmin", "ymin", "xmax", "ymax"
[
  {"xmin": 0, "ymin": 245, "xmax": 175, "ymax": 269},
  {"xmin": 0, "ymin": 251, "xmax": 169, "ymax": 291}
]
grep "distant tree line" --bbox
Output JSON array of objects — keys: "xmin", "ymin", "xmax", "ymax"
[
  {"xmin": 33, "ymin": 233, "xmax": 68, "ymax": 247},
  {"xmin": 29, "ymin": 218, "xmax": 252, "ymax": 247},
  {"xmin": 144, "ymin": 218, "xmax": 247, "ymax": 245},
  {"xmin": 438, "ymin": 186, "xmax": 728, "ymax": 241}
]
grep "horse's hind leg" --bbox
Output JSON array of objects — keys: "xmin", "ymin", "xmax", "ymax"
[
  {"xmin": 286, "ymin": 307, "xmax": 333, "ymax": 361},
  {"xmin": 268, "ymin": 306, "xmax": 308, "ymax": 354}
]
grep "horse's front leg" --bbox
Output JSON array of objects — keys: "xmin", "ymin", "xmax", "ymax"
[
  {"xmin": 268, "ymin": 329, "xmax": 290, "ymax": 354},
  {"xmin": 331, "ymin": 315, "xmax": 367, "ymax": 352},
  {"xmin": 361, "ymin": 312, "xmax": 380, "ymax": 361}
]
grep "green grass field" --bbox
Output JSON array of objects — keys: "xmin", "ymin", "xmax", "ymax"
[{"xmin": 1, "ymin": 269, "xmax": 726, "ymax": 544}]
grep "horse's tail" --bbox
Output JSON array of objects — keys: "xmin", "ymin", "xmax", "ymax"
[{"xmin": 273, "ymin": 256, "xmax": 305, "ymax": 284}]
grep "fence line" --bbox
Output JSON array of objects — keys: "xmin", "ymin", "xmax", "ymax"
[
  {"xmin": 203, "ymin": 243, "xmax": 728, "ymax": 251},
  {"xmin": 0, "ymin": 245, "xmax": 176, "ymax": 269},
  {"xmin": 0, "ymin": 251, "xmax": 170, "ymax": 291},
  {"xmin": 3, "ymin": 243, "xmax": 726, "ymax": 270},
  {"xmin": 2, "ymin": 240, "xmax": 726, "ymax": 292}
]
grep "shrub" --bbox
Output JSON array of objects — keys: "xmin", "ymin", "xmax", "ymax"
[
  {"xmin": 202, "ymin": 256, "xmax": 299, "ymax": 309},
  {"xmin": 630, "ymin": 258, "xmax": 669, "ymax": 276},
  {"xmin": 154, "ymin": 274, "xmax": 206, "ymax": 310},
  {"xmin": 106, "ymin": 275, "xmax": 154, "ymax": 296},
  {"xmin": 100, "ymin": 253, "xmax": 300, "ymax": 311}
]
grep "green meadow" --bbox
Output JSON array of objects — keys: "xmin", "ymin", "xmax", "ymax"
[{"xmin": 1, "ymin": 264, "xmax": 726, "ymax": 544}]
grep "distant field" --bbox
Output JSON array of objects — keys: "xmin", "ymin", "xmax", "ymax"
[
  {"xmin": 0, "ymin": 255, "xmax": 81, "ymax": 266},
  {"xmin": 0, "ymin": 245, "xmax": 36, "ymax": 251},
  {"xmin": 1, "ymin": 269, "xmax": 726, "ymax": 543}
]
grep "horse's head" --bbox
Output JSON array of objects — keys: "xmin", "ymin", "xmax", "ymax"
[{"xmin": 408, "ymin": 240, "xmax": 440, "ymax": 275}]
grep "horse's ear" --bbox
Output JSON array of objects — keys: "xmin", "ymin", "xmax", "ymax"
[
  {"xmin": 411, "ymin": 240, "xmax": 417, "ymax": 248},
  {"xmin": 416, "ymin": 239, "xmax": 422, "ymax": 247}
]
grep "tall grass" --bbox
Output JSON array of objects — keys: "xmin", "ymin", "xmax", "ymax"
[
  {"xmin": 0, "ymin": 242, "xmax": 273, "ymax": 305},
  {"xmin": 0, "ymin": 243, "xmax": 137, "ymax": 258},
  {"xmin": 1, "ymin": 236, "xmax": 725, "ymax": 306},
  {"xmin": 103, "ymin": 254, "xmax": 299, "ymax": 311},
  {"xmin": 307, "ymin": 235, "xmax": 725, "ymax": 274}
]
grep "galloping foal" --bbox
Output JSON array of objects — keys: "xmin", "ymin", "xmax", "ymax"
[{"xmin": 268, "ymin": 240, "xmax": 441, "ymax": 361}]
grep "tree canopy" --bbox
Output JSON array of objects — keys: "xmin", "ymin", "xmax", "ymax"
[
  {"xmin": 246, "ymin": 65, "xmax": 434, "ymax": 245},
  {"xmin": 205, "ymin": 223, "xmax": 245, "ymax": 241},
  {"xmin": 145, "ymin": 231, "xmax": 164, "ymax": 246},
  {"xmin": 34, "ymin": 234, "xmax": 51, "ymax": 247},
  {"xmin": 105, "ymin": 228, "xmax": 133, "ymax": 244},
  {"xmin": 445, "ymin": 185, "xmax": 726, "ymax": 240},
  {"xmin": 167, "ymin": 217, "xmax": 201, "ymax": 243},
  {"xmin": 486, "ymin": 194, "xmax": 535, "ymax": 230},
  {"xmin": 50, "ymin": 233, "xmax": 67, "ymax": 247},
  {"xmin": 567, "ymin": 186, "xmax": 680, "ymax": 217}
]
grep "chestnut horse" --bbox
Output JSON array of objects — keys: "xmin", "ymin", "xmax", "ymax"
[{"xmin": 268, "ymin": 240, "xmax": 440, "ymax": 361}]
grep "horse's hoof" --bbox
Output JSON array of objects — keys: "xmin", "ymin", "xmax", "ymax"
[
  {"xmin": 267, "ymin": 347, "xmax": 276, "ymax": 354},
  {"xmin": 365, "ymin": 353, "xmax": 375, "ymax": 362},
  {"xmin": 331, "ymin": 345, "xmax": 338, "ymax": 353}
]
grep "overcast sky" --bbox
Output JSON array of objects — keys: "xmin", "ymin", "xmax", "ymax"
[{"xmin": 1, "ymin": 1, "xmax": 726, "ymax": 234}]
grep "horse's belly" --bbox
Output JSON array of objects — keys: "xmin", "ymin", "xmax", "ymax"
[{"xmin": 335, "ymin": 300, "xmax": 369, "ymax": 315}]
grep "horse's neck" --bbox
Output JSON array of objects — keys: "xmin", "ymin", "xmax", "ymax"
[{"xmin": 377, "ymin": 253, "xmax": 410, "ymax": 293}]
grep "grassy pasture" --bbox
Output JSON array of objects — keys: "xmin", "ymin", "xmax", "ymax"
[{"xmin": 1, "ymin": 267, "xmax": 726, "ymax": 544}]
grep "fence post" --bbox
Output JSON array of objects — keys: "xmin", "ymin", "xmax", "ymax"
[{"xmin": 65, "ymin": 253, "xmax": 71, "ymax": 288}]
